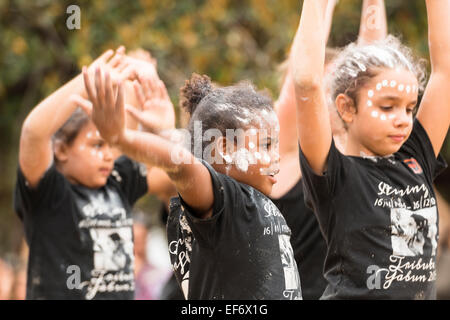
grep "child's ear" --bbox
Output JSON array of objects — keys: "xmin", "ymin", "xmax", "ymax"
[
  {"xmin": 53, "ymin": 140, "xmax": 69, "ymax": 163},
  {"xmin": 335, "ymin": 94, "xmax": 356, "ymax": 125}
]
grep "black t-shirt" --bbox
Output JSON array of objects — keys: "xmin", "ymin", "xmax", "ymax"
[
  {"xmin": 299, "ymin": 120, "xmax": 447, "ymax": 299},
  {"xmin": 14, "ymin": 156, "xmax": 148, "ymax": 300},
  {"xmin": 167, "ymin": 161, "xmax": 302, "ymax": 300},
  {"xmin": 271, "ymin": 179, "xmax": 328, "ymax": 300}
]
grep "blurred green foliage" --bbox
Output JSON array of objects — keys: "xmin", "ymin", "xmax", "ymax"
[{"xmin": 0, "ymin": 0, "xmax": 448, "ymax": 253}]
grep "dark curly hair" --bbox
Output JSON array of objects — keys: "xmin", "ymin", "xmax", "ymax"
[{"xmin": 179, "ymin": 73, "xmax": 274, "ymax": 161}]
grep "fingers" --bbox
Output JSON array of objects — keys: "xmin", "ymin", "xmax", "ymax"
[
  {"xmin": 115, "ymin": 80, "xmax": 125, "ymax": 116},
  {"xmin": 108, "ymin": 46, "xmax": 126, "ymax": 68},
  {"xmin": 133, "ymin": 80, "xmax": 146, "ymax": 108},
  {"xmin": 104, "ymin": 70, "xmax": 114, "ymax": 112},
  {"xmin": 125, "ymin": 104, "xmax": 158, "ymax": 132},
  {"xmin": 95, "ymin": 67, "xmax": 106, "ymax": 110},
  {"xmin": 70, "ymin": 94, "xmax": 93, "ymax": 116},
  {"xmin": 158, "ymin": 79, "xmax": 170, "ymax": 99},
  {"xmin": 97, "ymin": 49, "xmax": 115, "ymax": 64},
  {"xmin": 82, "ymin": 66, "xmax": 97, "ymax": 106}
]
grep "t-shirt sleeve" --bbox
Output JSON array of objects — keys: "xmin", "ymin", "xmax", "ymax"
[
  {"xmin": 14, "ymin": 164, "xmax": 69, "ymax": 221},
  {"xmin": 400, "ymin": 119, "xmax": 448, "ymax": 181},
  {"xmin": 112, "ymin": 156, "xmax": 148, "ymax": 206},
  {"xmin": 179, "ymin": 160, "xmax": 239, "ymax": 248},
  {"xmin": 298, "ymin": 140, "xmax": 348, "ymax": 229}
]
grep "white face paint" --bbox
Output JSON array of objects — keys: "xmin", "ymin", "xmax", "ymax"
[
  {"xmin": 380, "ymin": 114, "xmax": 387, "ymax": 121},
  {"xmin": 390, "ymin": 80, "xmax": 397, "ymax": 88},
  {"xmin": 233, "ymin": 148, "xmax": 250, "ymax": 172},
  {"xmin": 371, "ymin": 110, "xmax": 379, "ymax": 118},
  {"xmin": 367, "ymin": 100, "xmax": 373, "ymax": 107},
  {"xmin": 249, "ymin": 142, "xmax": 255, "ymax": 150},
  {"xmin": 376, "ymin": 83, "xmax": 382, "ymax": 91},
  {"xmin": 368, "ymin": 90, "xmax": 374, "ymax": 98},
  {"xmin": 262, "ymin": 153, "xmax": 271, "ymax": 165},
  {"xmin": 398, "ymin": 84, "xmax": 404, "ymax": 92},
  {"xmin": 254, "ymin": 152, "xmax": 262, "ymax": 160},
  {"xmin": 79, "ymin": 145, "xmax": 85, "ymax": 151}
]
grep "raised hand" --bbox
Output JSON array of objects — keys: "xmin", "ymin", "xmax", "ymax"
[
  {"xmin": 126, "ymin": 73, "xmax": 176, "ymax": 133},
  {"xmin": 82, "ymin": 66, "xmax": 126, "ymax": 145},
  {"xmin": 86, "ymin": 46, "xmax": 137, "ymax": 84}
]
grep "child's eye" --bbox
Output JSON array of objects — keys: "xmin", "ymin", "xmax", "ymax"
[{"xmin": 380, "ymin": 106, "xmax": 393, "ymax": 111}]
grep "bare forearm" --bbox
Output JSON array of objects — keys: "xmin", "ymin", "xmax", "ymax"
[
  {"xmin": 22, "ymin": 73, "xmax": 85, "ymax": 139},
  {"xmin": 291, "ymin": 0, "xmax": 327, "ymax": 87},
  {"xmin": 426, "ymin": 0, "xmax": 450, "ymax": 72},
  {"xmin": 358, "ymin": 0, "xmax": 387, "ymax": 45},
  {"xmin": 324, "ymin": 0, "xmax": 337, "ymax": 45},
  {"xmin": 116, "ymin": 129, "xmax": 192, "ymax": 174},
  {"xmin": 117, "ymin": 129, "xmax": 214, "ymax": 214}
]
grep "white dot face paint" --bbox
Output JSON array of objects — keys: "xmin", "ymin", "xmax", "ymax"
[
  {"xmin": 380, "ymin": 114, "xmax": 387, "ymax": 121},
  {"xmin": 388, "ymin": 114, "xmax": 396, "ymax": 120},
  {"xmin": 86, "ymin": 132, "xmax": 93, "ymax": 139},
  {"xmin": 376, "ymin": 83, "xmax": 382, "ymax": 91},
  {"xmin": 262, "ymin": 153, "xmax": 271, "ymax": 165},
  {"xmin": 233, "ymin": 148, "xmax": 250, "ymax": 173},
  {"xmin": 367, "ymin": 100, "xmax": 373, "ymax": 107},
  {"xmin": 254, "ymin": 152, "xmax": 262, "ymax": 160},
  {"xmin": 398, "ymin": 84, "xmax": 404, "ymax": 92},
  {"xmin": 406, "ymin": 85, "xmax": 411, "ymax": 94},
  {"xmin": 368, "ymin": 90, "xmax": 374, "ymax": 98},
  {"xmin": 371, "ymin": 111, "xmax": 379, "ymax": 118},
  {"xmin": 382, "ymin": 80, "xmax": 388, "ymax": 87},
  {"xmin": 390, "ymin": 80, "xmax": 397, "ymax": 88},
  {"xmin": 249, "ymin": 142, "xmax": 255, "ymax": 150}
]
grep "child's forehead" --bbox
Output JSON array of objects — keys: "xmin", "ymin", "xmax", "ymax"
[
  {"xmin": 361, "ymin": 68, "xmax": 419, "ymax": 99},
  {"xmin": 369, "ymin": 68, "xmax": 418, "ymax": 87},
  {"xmin": 245, "ymin": 109, "xmax": 279, "ymax": 130},
  {"xmin": 78, "ymin": 122, "xmax": 102, "ymax": 140}
]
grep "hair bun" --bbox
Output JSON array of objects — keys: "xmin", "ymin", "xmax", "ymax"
[{"xmin": 179, "ymin": 73, "xmax": 213, "ymax": 115}]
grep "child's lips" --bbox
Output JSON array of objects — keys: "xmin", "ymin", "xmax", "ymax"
[
  {"xmin": 389, "ymin": 135, "xmax": 406, "ymax": 143},
  {"xmin": 99, "ymin": 167, "xmax": 112, "ymax": 176}
]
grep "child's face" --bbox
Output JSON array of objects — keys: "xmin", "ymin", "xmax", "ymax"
[
  {"xmin": 225, "ymin": 110, "xmax": 281, "ymax": 196},
  {"xmin": 350, "ymin": 68, "xmax": 418, "ymax": 156},
  {"xmin": 59, "ymin": 121, "xmax": 115, "ymax": 188}
]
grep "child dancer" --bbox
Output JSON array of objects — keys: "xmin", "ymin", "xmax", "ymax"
[
  {"xmin": 271, "ymin": 0, "xmax": 388, "ymax": 299},
  {"xmin": 292, "ymin": 0, "xmax": 448, "ymax": 299},
  {"xmin": 14, "ymin": 48, "xmax": 154, "ymax": 299},
  {"xmin": 82, "ymin": 68, "xmax": 302, "ymax": 299}
]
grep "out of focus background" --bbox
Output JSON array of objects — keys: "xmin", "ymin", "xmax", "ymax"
[{"xmin": 0, "ymin": 0, "xmax": 449, "ymax": 299}]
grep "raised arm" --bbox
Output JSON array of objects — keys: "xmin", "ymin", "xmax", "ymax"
[
  {"xmin": 358, "ymin": 0, "xmax": 388, "ymax": 45},
  {"xmin": 416, "ymin": 0, "xmax": 450, "ymax": 157},
  {"xmin": 291, "ymin": 0, "xmax": 332, "ymax": 175},
  {"xmin": 276, "ymin": 0, "xmax": 337, "ymax": 156},
  {"xmin": 19, "ymin": 48, "xmax": 131, "ymax": 187},
  {"xmin": 83, "ymin": 68, "xmax": 214, "ymax": 218}
]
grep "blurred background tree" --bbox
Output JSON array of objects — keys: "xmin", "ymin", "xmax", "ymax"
[{"xmin": 0, "ymin": 0, "xmax": 448, "ymax": 254}]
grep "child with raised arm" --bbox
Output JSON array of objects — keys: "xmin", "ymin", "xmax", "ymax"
[
  {"xmin": 83, "ymin": 67, "xmax": 302, "ymax": 299},
  {"xmin": 272, "ymin": 0, "xmax": 388, "ymax": 299},
  {"xmin": 14, "ymin": 48, "xmax": 156, "ymax": 300},
  {"xmin": 292, "ymin": 0, "xmax": 448, "ymax": 299}
]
